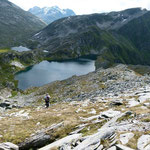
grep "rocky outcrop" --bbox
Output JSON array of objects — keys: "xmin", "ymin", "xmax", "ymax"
[
  {"xmin": 39, "ymin": 134, "xmax": 82, "ymax": 150},
  {"xmin": 18, "ymin": 122, "xmax": 63, "ymax": 150}
]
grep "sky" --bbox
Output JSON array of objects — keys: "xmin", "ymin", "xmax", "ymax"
[{"xmin": 9, "ymin": 0, "xmax": 150, "ymax": 15}]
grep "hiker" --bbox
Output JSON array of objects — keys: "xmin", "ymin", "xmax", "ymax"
[{"xmin": 44, "ymin": 93, "xmax": 51, "ymax": 108}]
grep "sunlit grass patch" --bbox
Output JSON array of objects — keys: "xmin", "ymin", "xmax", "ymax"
[{"xmin": 0, "ymin": 49, "xmax": 10, "ymax": 53}]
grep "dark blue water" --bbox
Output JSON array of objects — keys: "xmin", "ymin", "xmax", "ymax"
[{"xmin": 15, "ymin": 58, "xmax": 95, "ymax": 90}]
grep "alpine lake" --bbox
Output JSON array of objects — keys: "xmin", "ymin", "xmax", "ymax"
[{"xmin": 15, "ymin": 57, "xmax": 96, "ymax": 90}]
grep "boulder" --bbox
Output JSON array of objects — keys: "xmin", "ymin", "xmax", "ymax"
[
  {"xmin": 88, "ymin": 108, "xmax": 96, "ymax": 114},
  {"xmin": 137, "ymin": 135, "xmax": 150, "ymax": 150},
  {"xmin": 100, "ymin": 109, "xmax": 121, "ymax": 118},
  {"xmin": 73, "ymin": 127, "xmax": 115, "ymax": 150},
  {"xmin": 110, "ymin": 100, "xmax": 123, "ymax": 106},
  {"xmin": 116, "ymin": 144, "xmax": 134, "ymax": 150},
  {"xmin": 0, "ymin": 100, "xmax": 11, "ymax": 109},
  {"xmin": 138, "ymin": 93, "xmax": 150, "ymax": 103},
  {"xmin": 0, "ymin": 142, "xmax": 19, "ymax": 150},
  {"xmin": 144, "ymin": 144, "xmax": 150, "ymax": 150},
  {"xmin": 39, "ymin": 134, "xmax": 82, "ymax": 150},
  {"xmin": 107, "ymin": 146, "xmax": 117, "ymax": 150},
  {"xmin": 128, "ymin": 99, "xmax": 140, "ymax": 107},
  {"xmin": 19, "ymin": 122, "xmax": 63, "ymax": 149},
  {"xmin": 120, "ymin": 132, "xmax": 134, "ymax": 145},
  {"xmin": 143, "ymin": 103, "xmax": 150, "ymax": 107}
]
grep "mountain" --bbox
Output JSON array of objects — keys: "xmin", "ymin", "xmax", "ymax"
[
  {"xmin": 30, "ymin": 7, "xmax": 150, "ymax": 67},
  {"xmin": 0, "ymin": 0, "xmax": 46, "ymax": 48},
  {"xmin": 28, "ymin": 6, "xmax": 76, "ymax": 24}
]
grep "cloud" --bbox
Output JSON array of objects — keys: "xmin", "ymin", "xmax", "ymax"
[{"xmin": 9, "ymin": 0, "xmax": 150, "ymax": 15}]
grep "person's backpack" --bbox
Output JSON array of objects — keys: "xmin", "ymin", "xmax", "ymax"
[{"xmin": 45, "ymin": 96, "xmax": 50, "ymax": 103}]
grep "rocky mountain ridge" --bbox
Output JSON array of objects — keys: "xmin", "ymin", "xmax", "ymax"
[
  {"xmin": 29, "ymin": 7, "xmax": 150, "ymax": 68},
  {"xmin": 28, "ymin": 6, "xmax": 76, "ymax": 24}
]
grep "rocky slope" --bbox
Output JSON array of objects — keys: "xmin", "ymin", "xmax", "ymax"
[
  {"xmin": 29, "ymin": 8, "xmax": 150, "ymax": 68},
  {"xmin": 0, "ymin": 64, "xmax": 150, "ymax": 149},
  {"xmin": 0, "ymin": 0, "xmax": 46, "ymax": 48},
  {"xmin": 29, "ymin": 6, "xmax": 76, "ymax": 24}
]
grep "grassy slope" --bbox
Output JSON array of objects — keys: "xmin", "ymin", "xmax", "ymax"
[{"xmin": 118, "ymin": 11, "xmax": 150, "ymax": 64}]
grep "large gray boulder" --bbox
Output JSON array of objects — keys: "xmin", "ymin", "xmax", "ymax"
[
  {"xmin": 120, "ymin": 132, "xmax": 134, "ymax": 145},
  {"xmin": 39, "ymin": 134, "xmax": 82, "ymax": 150},
  {"xmin": 73, "ymin": 127, "xmax": 115, "ymax": 150},
  {"xmin": 116, "ymin": 144, "xmax": 135, "ymax": 150},
  {"xmin": 137, "ymin": 135, "xmax": 150, "ymax": 150},
  {"xmin": 19, "ymin": 122, "xmax": 63, "ymax": 149}
]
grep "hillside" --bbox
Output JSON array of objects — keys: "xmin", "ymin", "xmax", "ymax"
[
  {"xmin": 0, "ymin": 0, "xmax": 46, "ymax": 48},
  {"xmin": 29, "ymin": 6, "xmax": 76, "ymax": 24},
  {"xmin": 118, "ymin": 11, "xmax": 150, "ymax": 64},
  {"xmin": 29, "ymin": 8, "xmax": 150, "ymax": 68},
  {"xmin": 0, "ymin": 64, "xmax": 150, "ymax": 149}
]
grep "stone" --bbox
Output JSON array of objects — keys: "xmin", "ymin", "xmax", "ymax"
[
  {"xmin": 36, "ymin": 122, "xmax": 40, "ymax": 126},
  {"xmin": 137, "ymin": 135, "xmax": 150, "ymax": 150},
  {"xmin": 0, "ymin": 96, "xmax": 4, "ymax": 101},
  {"xmin": 110, "ymin": 100, "xmax": 123, "ymax": 106},
  {"xmin": 0, "ymin": 101, "xmax": 10, "ymax": 108},
  {"xmin": 145, "ymin": 144, "xmax": 150, "ymax": 150},
  {"xmin": 19, "ymin": 122, "xmax": 63, "ymax": 149},
  {"xmin": 9, "ymin": 110, "xmax": 30, "ymax": 119},
  {"xmin": 39, "ymin": 134, "xmax": 82, "ymax": 150},
  {"xmin": 80, "ymin": 115, "xmax": 100, "ymax": 122},
  {"xmin": 138, "ymin": 93, "xmax": 150, "ymax": 103},
  {"xmin": 143, "ymin": 103, "xmax": 150, "ymax": 107},
  {"xmin": 100, "ymin": 109, "xmax": 121, "ymax": 118},
  {"xmin": 73, "ymin": 127, "xmax": 115, "ymax": 150},
  {"xmin": 116, "ymin": 144, "xmax": 134, "ymax": 150},
  {"xmin": 128, "ymin": 99, "xmax": 140, "ymax": 107},
  {"xmin": 107, "ymin": 146, "xmax": 117, "ymax": 150},
  {"xmin": 0, "ymin": 142, "xmax": 19, "ymax": 150},
  {"xmin": 120, "ymin": 132, "xmax": 134, "ymax": 145},
  {"xmin": 88, "ymin": 108, "xmax": 96, "ymax": 114}
]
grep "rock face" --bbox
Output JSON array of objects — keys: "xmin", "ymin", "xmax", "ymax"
[
  {"xmin": 29, "ymin": 6, "xmax": 76, "ymax": 24},
  {"xmin": 0, "ymin": 0, "xmax": 46, "ymax": 47}
]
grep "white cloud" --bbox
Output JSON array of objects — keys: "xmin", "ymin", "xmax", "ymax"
[{"xmin": 9, "ymin": 0, "xmax": 150, "ymax": 15}]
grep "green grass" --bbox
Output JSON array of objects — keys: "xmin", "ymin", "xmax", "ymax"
[{"xmin": 0, "ymin": 49, "xmax": 10, "ymax": 53}]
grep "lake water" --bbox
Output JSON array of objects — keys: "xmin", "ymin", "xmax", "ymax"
[
  {"xmin": 15, "ymin": 58, "xmax": 95, "ymax": 90},
  {"xmin": 11, "ymin": 46, "xmax": 30, "ymax": 52}
]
